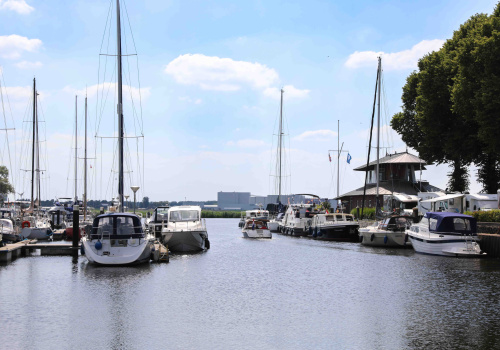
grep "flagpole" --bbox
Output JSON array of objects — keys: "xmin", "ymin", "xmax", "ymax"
[{"xmin": 328, "ymin": 120, "xmax": 348, "ymax": 211}]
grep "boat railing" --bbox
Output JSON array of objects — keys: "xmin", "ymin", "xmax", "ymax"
[{"xmin": 167, "ymin": 220, "xmax": 205, "ymax": 231}]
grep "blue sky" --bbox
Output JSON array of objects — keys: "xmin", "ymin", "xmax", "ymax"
[{"xmin": 0, "ymin": 0, "xmax": 498, "ymax": 202}]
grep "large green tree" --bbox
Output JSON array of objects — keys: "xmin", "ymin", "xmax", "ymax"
[
  {"xmin": 392, "ymin": 5, "xmax": 500, "ymax": 193},
  {"xmin": 0, "ymin": 166, "xmax": 14, "ymax": 203}
]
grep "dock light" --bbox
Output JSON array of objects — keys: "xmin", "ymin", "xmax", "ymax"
[{"xmin": 131, "ymin": 186, "xmax": 140, "ymax": 214}]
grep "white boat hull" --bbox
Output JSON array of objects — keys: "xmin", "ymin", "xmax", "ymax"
[
  {"xmin": 268, "ymin": 221, "xmax": 280, "ymax": 232},
  {"xmin": 359, "ymin": 228, "xmax": 410, "ymax": 247},
  {"xmin": 408, "ymin": 234, "xmax": 484, "ymax": 257},
  {"xmin": 162, "ymin": 230, "xmax": 207, "ymax": 252},
  {"xmin": 21, "ymin": 227, "xmax": 52, "ymax": 240},
  {"xmin": 242, "ymin": 228, "xmax": 272, "ymax": 239},
  {"xmin": 82, "ymin": 238, "xmax": 153, "ymax": 265}
]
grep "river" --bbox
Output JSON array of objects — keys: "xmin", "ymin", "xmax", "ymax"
[{"xmin": 1, "ymin": 218, "xmax": 500, "ymax": 349}]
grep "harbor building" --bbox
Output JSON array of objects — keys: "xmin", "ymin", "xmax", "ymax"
[
  {"xmin": 217, "ymin": 192, "xmax": 306, "ymax": 210},
  {"xmin": 336, "ymin": 151, "xmax": 442, "ymax": 213}
]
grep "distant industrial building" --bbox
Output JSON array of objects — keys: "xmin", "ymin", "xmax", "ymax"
[{"xmin": 217, "ymin": 192, "xmax": 307, "ymax": 210}]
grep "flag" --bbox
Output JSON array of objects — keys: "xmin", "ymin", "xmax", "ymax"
[
  {"xmin": 329, "ymin": 153, "xmax": 331, "ymax": 162},
  {"xmin": 347, "ymin": 153, "xmax": 352, "ymax": 164}
]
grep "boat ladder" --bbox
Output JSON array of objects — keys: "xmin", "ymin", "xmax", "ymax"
[{"xmin": 464, "ymin": 234, "xmax": 474, "ymax": 251}]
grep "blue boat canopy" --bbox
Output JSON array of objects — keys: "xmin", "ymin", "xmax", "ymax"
[{"xmin": 424, "ymin": 212, "xmax": 477, "ymax": 234}]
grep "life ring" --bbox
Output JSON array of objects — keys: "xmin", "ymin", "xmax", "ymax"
[{"xmin": 22, "ymin": 220, "xmax": 30, "ymax": 228}]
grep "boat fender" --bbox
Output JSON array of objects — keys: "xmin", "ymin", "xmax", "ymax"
[
  {"xmin": 22, "ymin": 221, "xmax": 30, "ymax": 228},
  {"xmin": 151, "ymin": 245, "xmax": 156, "ymax": 252},
  {"xmin": 384, "ymin": 235, "xmax": 388, "ymax": 244},
  {"xmin": 312, "ymin": 227, "xmax": 317, "ymax": 238},
  {"xmin": 370, "ymin": 233, "xmax": 375, "ymax": 242},
  {"xmin": 318, "ymin": 229, "xmax": 323, "ymax": 237},
  {"xmin": 80, "ymin": 244, "xmax": 85, "ymax": 255},
  {"xmin": 95, "ymin": 241, "xmax": 102, "ymax": 250},
  {"xmin": 308, "ymin": 226, "xmax": 313, "ymax": 235}
]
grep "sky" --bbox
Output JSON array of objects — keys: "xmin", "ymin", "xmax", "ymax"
[{"xmin": 0, "ymin": 0, "xmax": 498, "ymax": 202}]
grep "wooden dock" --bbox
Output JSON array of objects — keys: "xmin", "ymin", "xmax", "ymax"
[{"xmin": 0, "ymin": 240, "xmax": 79, "ymax": 263}]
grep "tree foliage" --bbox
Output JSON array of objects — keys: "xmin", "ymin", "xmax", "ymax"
[
  {"xmin": 392, "ymin": 5, "xmax": 500, "ymax": 193},
  {"xmin": 0, "ymin": 166, "xmax": 14, "ymax": 202}
]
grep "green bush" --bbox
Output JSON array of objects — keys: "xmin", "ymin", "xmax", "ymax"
[
  {"xmin": 351, "ymin": 207, "xmax": 376, "ymax": 219},
  {"xmin": 465, "ymin": 209, "xmax": 500, "ymax": 223},
  {"xmin": 201, "ymin": 210, "xmax": 242, "ymax": 218}
]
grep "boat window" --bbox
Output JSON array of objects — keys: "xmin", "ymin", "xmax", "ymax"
[
  {"xmin": 116, "ymin": 216, "xmax": 136, "ymax": 236},
  {"xmin": 155, "ymin": 208, "xmax": 169, "ymax": 222},
  {"xmin": 170, "ymin": 210, "xmax": 199, "ymax": 222},
  {"xmin": 336, "ymin": 215, "xmax": 343, "ymax": 221},
  {"xmin": 325, "ymin": 215, "xmax": 334, "ymax": 221},
  {"xmin": 429, "ymin": 218, "xmax": 438, "ymax": 230},
  {"xmin": 96, "ymin": 217, "xmax": 113, "ymax": 236},
  {"xmin": 453, "ymin": 218, "xmax": 471, "ymax": 231},
  {"xmin": 346, "ymin": 215, "xmax": 353, "ymax": 221}
]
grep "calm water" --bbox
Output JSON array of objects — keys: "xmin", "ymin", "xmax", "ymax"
[{"xmin": 2, "ymin": 218, "xmax": 500, "ymax": 349}]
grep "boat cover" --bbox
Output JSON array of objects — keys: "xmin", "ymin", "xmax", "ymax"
[{"xmin": 424, "ymin": 212, "xmax": 477, "ymax": 234}]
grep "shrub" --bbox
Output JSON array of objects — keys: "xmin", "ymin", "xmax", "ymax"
[
  {"xmin": 466, "ymin": 209, "xmax": 500, "ymax": 223},
  {"xmin": 351, "ymin": 207, "xmax": 376, "ymax": 219}
]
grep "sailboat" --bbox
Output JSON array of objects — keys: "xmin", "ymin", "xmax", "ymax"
[
  {"xmin": 81, "ymin": 0, "xmax": 153, "ymax": 265},
  {"xmin": 20, "ymin": 78, "xmax": 52, "ymax": 241},
  {"xmin": 268, "ymin": 88, "xmax": 284, "ymax": 234},
  {"xmin": 358, "ymin": 57, "xmax": 413, "ymax": 247}
]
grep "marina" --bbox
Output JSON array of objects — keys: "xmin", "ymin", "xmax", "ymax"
[{"xmin": 2, "ymin": 219, "xmax": 500, "ymax": 349}]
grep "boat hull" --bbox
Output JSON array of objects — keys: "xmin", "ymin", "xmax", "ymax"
[
  {"xmin": 311, "ymin": 224, "xmax": 359, "ymax": 242},
  {"xmin": 359, "ymin": 229, "xmax": 410, "ymax": 247},
  {"xmin": 162, "ymin": 230, "xmax": 207, "ymax": 252},
  {"xmin": 242, "ymin": 228, "xmax": 272, "ymax": 239},
  {"xmin": 268, "ymin": 221, "xmax": 280, "ymax": 232},
  {"xmin": 21, "ymin": 227, "xmax": 52, "ymax": 240},
  {"xmin": 82, "ymin": 238, "xmax": 153, "ymax": 265},
  {"xmin": 408, "ymin": 233, "xmax": 484, "ymax": 257}
]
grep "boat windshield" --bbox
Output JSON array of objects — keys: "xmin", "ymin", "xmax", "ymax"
[
  {"xmin": 155, "ymin": 207, "xmax": 169, "ymax": 222},
  {"xmin": 170, "ymin": 210, "xmax": 199, "ymax": 222},
  {"xmin": 0, "ymin": 219, "xmax": 13, "ymax": 231},
  {"xmin": 94, "ymin": 216, "xmax": 142, "ymax": 236}
]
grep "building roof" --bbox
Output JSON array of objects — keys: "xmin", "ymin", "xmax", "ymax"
[
  {"xmin": 336, "ymin": 181, "xmax": 443, "ymax": 199},
  {"xmin": 354, "ymin": 151, "xmax": 427, "ymax": 171}
]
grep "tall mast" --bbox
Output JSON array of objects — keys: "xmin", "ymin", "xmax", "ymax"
[
  {"xmin": 84, "ymin": 95, "xmax": 88, "ymax": 220},
  {"xmin": 74, "ymin": 95, "xmax": 78, "ymax": 204},
  {"xmin": 337, "ymin": 120, "xmax": 340, "ymax": 199},
  {"xmin": 31, "ymin": 78, "xmax": 36, "ymax": 210},
  {"xmin": 376, "ymin": 56, "xmax": 381, "ymax": 213},
  {"xmin": 116, "ymin": 0, "xmax": 124, "ymax": 212},
  {"xmin": 278, "ymin": 88, "xmax": 284, "ymax": 204},
  {"xmin": 36, "ymin": 89, "xmax": 40, "ymax": 216}
]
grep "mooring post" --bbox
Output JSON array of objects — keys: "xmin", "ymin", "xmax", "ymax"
[{"xmin": 73, "ymin": 205, "xmax": 79, "ymax": 249}]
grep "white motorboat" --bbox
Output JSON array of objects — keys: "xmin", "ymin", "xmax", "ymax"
[
  {"xmin": 281, "ymin": 199, "xmax": 319, "ymax": 236},
  {"xmin": 20, "ymin": 216, "xmax": 53, "ymax": 240},
  {"xmin": 359, "ymin": 215, "xmax": 413, "ymax": 247},
  {"xmin": 308, "ymin": 212, "xmax": 359, "ymax": 242},
  {"xmin": 82, "ymin": 213, "xmax": 153, "ymax": 265},
  {"xmin": 407, "ymin": 212, "xmax": 485, "ymax": 257},
  {"xmin": 268, "ymin": 212, "xmax": 284, "ymax": 232},
  {"xmin": 161, "ymin": 206, "xmax": 209, "ymax": 252},
  {"xmin": 242, "ymin": 219, "xmax": 272, "ymax": 239},
  {"xmin": 0, "ymin": 218, "xmax": 20, "ymax": 243}
]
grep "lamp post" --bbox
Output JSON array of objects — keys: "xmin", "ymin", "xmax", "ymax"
[
  {"xmin": 124, "ymin": 195, "xmax": 129, "ymax": 212},
  {"xmin": 131, "ymin": 186, "xmax": 139, "ymax": 214}
]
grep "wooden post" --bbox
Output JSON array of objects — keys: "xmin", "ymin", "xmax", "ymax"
[{"xmin": 73, "ymin": 205, "xmax": 79, "ymax": 249}]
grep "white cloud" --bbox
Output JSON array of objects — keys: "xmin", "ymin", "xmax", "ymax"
[
  {"xmin": 0, "ymin": 34, "xmax": 42, "ymax": 59},
  {"xmin": 178, "ymin": 96, "xmax": 202, "ymax": 104},
  {"xmin": 263, "ymin": 84, "xmax": 310, "ymax": 100},
  {"xmin": 345, "ymin": 39, "xmax": 445, "ymax": 70},
  {"xmin": 63, "ymin": 83, "xmax": 151, "ymax": 100},
  {"xmin": 227, "ymin": 139, "xmax": 267, "ymax": 148},
  {"xmin": 165, "ymin": 53, "xmax": 279, "ymax": 91},
  {"xmin": 0, "ymin": 0, "xmax": 34, "ymax": 14},
  {"xmin": 15, "ymin": 60, "xmax": 42, "ymax": 69},
  {"xmin": 1, "ymin": 85, "xmax": 32, "ymax": 100},
  {"xmin": 294, "ymin": 129, "xmax": 337, "ymax": 141}
]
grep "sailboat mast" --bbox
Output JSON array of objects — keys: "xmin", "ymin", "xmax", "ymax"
[
  {"xmin": 84, "ymin": 95, "xmax": 87, "ymax": 220},
  {"xmin": 376, "ymin": 57, "xmax": 381, "ymax": 213},
  {"xmin": 116, "ymin": 0, "xmax": 124, "ymax": 212},
  {"xmin": 337, "ymin": 120, "xmax": 340, "ymax": 200},
  {"xmin": 75, "ymin": 96, "xmax": 78, "ymax": 203},
  {"xmin": 31, "ymin": 78, "xmax": 36, "ymax": 210},
  {"xmin": 278, "ymin": 88, "xmax": 284, "ymax": 204},
  {"xmin": 36, "ymin": 89, "xmax": 40, "ymax": 216}
]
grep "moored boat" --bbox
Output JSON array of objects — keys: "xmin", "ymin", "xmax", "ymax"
[
  {"xmin": 407, "ymin": 212, "xmax": 485, "ymax": 257},
  {"xmin": 161, "ymin": 205, "xmax": 209, "ymax": 252},
  {"xmin": 242, "ymin": 219, "xmax": 272, "ymax": 239},
  {"xmin": 359, "ymin": 215, "xmax": 413, "ymax": 247},
  {"xmin": 308, "ymin": 212, "xmax": 359, "ymax": 241}
]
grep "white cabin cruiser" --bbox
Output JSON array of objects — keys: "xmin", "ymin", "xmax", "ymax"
[
  {"xmin": 0, "ymin": 218, "xmax": 20, "ymax": 243},
  {"xmin": 407, "ymin": 212, "xmax": 485, "ymax": 257},
  {"xmin": 308, "ymin": 212, "xmax": 359, "ymax": 241},
  {"xmin": 82, "ymin": 213, "xmax": 153, "ymax": 265},
  {"xmin": 242, "ymin": 219, "xmax": 272, "ymax": 239},
  {"xmin": 281, "ymin": 203, "xmax": 318, "ymax": 236},
  {"xmin": 359, "ymin": 215, "xmax": 414, "ymax": 247},
  {"xmin": 161, "ymin": 206, "xmax": 209, "ymax": 252}
]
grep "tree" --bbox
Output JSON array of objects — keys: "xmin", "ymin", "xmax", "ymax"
[
  {"xmin": 0, "ymin": 166, "xmax": 14, "ymax": 203},
  {"xmin": 142, "ymin": 196, "xmax": 149, "ymax": 209},
  {"xmin": 320, "ymin": 200, "xmax": 332, "ymax": 212}
]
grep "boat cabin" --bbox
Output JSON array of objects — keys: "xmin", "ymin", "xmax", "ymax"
[
  {"xmin": 168, "ymin": 206, "xmax": 201, "ymax": 222},
  {"xmin": 424, "ymin": 212, "xmax": 477, "ymax": 235},
  {"xmin": 91, "ymin": 213, "xmax": 144, "ymax": 240}
]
